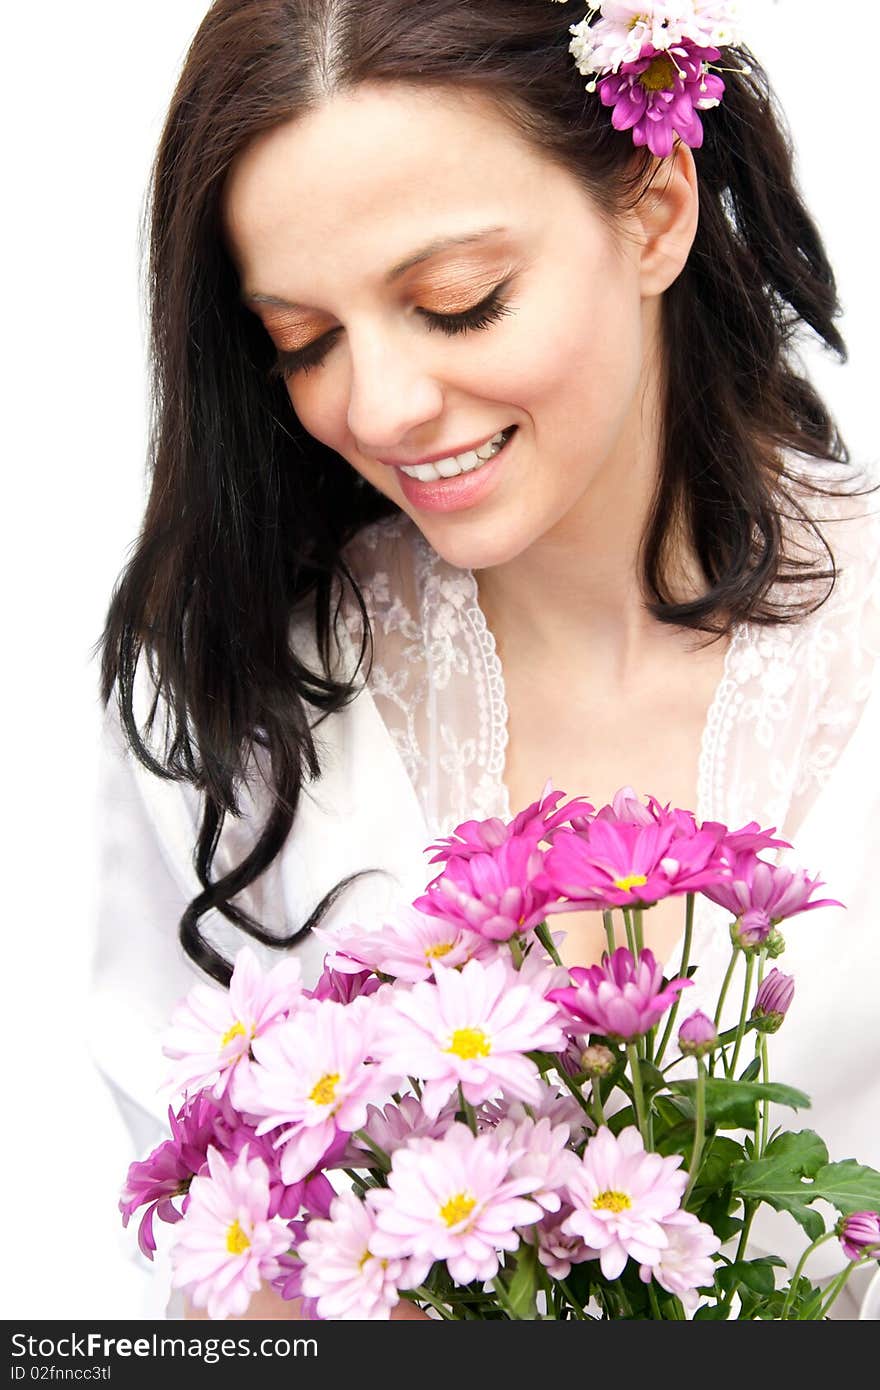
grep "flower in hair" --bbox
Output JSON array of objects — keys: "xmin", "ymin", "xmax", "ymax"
[{"xmin": 558, "ymin": 2, "xmax": 741, "ymax": 155}]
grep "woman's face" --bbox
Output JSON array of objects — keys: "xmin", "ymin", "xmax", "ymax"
[{"xmin": 224, "ymin": 82, "xmax": 663, "ymax": 571}]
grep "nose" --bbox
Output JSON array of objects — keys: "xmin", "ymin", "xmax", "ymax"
[{"xmin": 345, "ymin": 324, "xmax": 444, "ymax": 454}]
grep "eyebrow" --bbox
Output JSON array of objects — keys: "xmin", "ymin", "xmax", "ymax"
[{"xmin": 244, "ymin": 225, "xmax": 510, "ymax": 311}]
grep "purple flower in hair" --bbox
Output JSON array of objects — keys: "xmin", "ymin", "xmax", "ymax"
[{"xmin": 599, "ymin": 42, "xmax": 725, "ymax": 158}]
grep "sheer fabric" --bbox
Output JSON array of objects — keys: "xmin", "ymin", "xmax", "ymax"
[{"xmin": 91, "ymin": 478, "xmax": 880, "ymax": 1312}]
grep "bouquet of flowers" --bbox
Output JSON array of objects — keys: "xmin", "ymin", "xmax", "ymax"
[{"xmin": 121, "ymin": 786, "xmax": 880, "ymax": 1319}]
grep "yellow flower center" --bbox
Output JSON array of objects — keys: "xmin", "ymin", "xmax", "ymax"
[
  {"xmin": 593, "ymin": 1189, "xmax": 632, "ymax": 1214},
  {"xmin": 425, "ymin": 942, "xmax": 454, "ymax": 960},
  {"xmin": 220, "ymin": 1019, "xmax": 252, "ymax": 1049},
  {"xmin": 309, "ymin": 1072, "xmax": 341, "ymax": 1106},
  {"xmin": 639, "ymin": 53, "xmax": 679, "ymax": 92},
  {"xmin": 613, "ymin": 873, "xmax": 648, "ymax": 893},
  {"xmin": 445, "ymin": 1028, "xmax": 492, "ymax": 1060},
  {"xmin": 440, "ymin": 1193, "xmax": 477, "ymax": 1228},
  {"xmin": 226, "ymin": 1219, "xmax": 251, "ymax": 1255}
]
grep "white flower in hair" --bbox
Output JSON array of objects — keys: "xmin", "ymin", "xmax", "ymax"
[{"xmin": 567, "ymin": 2, "xmax": 741, "ymax": 79}]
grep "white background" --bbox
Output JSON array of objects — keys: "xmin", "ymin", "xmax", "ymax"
[{"xmin": 4, "ymin": 1, "xmax": 877, "ymax": 1319}]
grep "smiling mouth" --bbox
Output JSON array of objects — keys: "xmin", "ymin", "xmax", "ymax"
[{"xmin": 396, "ymin": 427, "xmax": 517, "ymax": 482}]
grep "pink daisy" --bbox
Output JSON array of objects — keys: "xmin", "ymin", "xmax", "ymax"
[
  {"xmin": 639, "ymin": 1208, "xmax": 721, "ymax": 1310},
  {"xmin": 317, "ymin": 907, "xmax": 498, "ymax": 984},
  {"xmin": 299, "ymin": 1190, "xmax": 416, "ymax": 1320},
  {"xmin": 162, "ymin": 947, "xmax": 304, "ymax": 1105},
  {"xmin": 169, "ymin": 1146, "xmax": 292, "ymax": 1320},
  {"xmin": 371, "ymin": 957, "xmax": 565, "ymax": 1119},
  {"xmin": 367, "ymin": 1124, "xmax": 545, "ymax": 1286},
  {"xmin": 245, "ymin": 1001, "xmax": 393, "ymax": 1184},
  {"xmin": 414, "ymin": 834, "xmax": 561, "ymax": 941},
  {"xmin": 563, "ymin": 1126, "xmax": 688, "ymax": 1280}
]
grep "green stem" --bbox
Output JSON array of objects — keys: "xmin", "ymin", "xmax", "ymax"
[
  {"xmin": 602, "ymin": 911, "xmax": 617, "ymax": 955},
  {"xmin": 534, "ymin": 920, "xmax": 564, "ymax": 968},
  {"xmin": 509, "ymin": 935, "xmax": 524, "ymax": 969},
  {"xmin": 627, "ymin": 1042, "xmax": 650, "ymax": 1146},
  {"xmin": 558, "ymin": 1278, "xmax": 588, "ymax": 1320},
  {"xmin": 492, "ymin": 1275, "xmax": 523, "ymax": 1320},
  {"xmin": 633, "ymin": 906, "xmax": 645, "ymax": 955},
  {"xmin": 555, "ymin": 1063, "xmax": 595, "ymax": 1121},
  {"xmin": 458, "ymin": 1083, "xmax": 478, "ymax": 1135},
  {"xmin": 759, "ymin": 1037, "xmax": 771, "ymax": 1155},
  {"xmin": 404, "ymin": 1286, "xmax": 456, "ymax": 1320},
  {"xmin": 727, "ymin": 952, "xmax": 755, "ymax": 1078},
  {"xmin": 353, "ymin": 1130, "xmax": 391, "ymax": 1171},
  {"xmin": 622, "ymin": 907, "xmax": 637, "ymax": 956},
  {"xmin": 654, "ymin": 894, "xmax": 695, "ymax": 1066},
  {"xmin": 591, "ymin": 1077, "xmax": 607, "ymax": 1128},
  {"xmin": 817, "ymin": 1256, "xmax": 877, "ymax": 1320},
  {"xmin": 779, "ymin": 1230, "xmax": 837, "ymax": 1320},
  {"xmin": 648, "ymin": 1282, "xmax": 663, "ymax": 1320},
  {"xmin": 713, "ymin": 948, "xmax": 740, "ymax": 1030},
  {"xmin": 683, "ymin": 1057, "xmax": 707, "ymax": 1206}
]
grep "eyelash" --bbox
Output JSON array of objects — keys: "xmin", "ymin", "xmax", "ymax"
[{"xmin": 268, "ymin": 283, "xmax": 514, "ymax": 381}]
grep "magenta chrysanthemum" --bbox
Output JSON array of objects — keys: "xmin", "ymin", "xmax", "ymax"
[
  {"xmin": 702, "ymin": 852, "xmax": 841, "ymax": 947},
  {"xmin": 367, "ymin": 1124, "xmax": 545, "ymax": 1286},
  {"xmin": 544, "ymin": 817, "xmax": 723, "ymax": 912},
  {"xmin": 563, "ymin": 1126, "xmax": 688, "ymax": 1280},
  {"xmin": 169, "ymin": 1146, "xmax": 292, "ymax": 1320},
  {"xmin": 599, "ymin": 42, "xmax": 724, "ymax": 158},
  {"xmin": 838, "ymin": 1211, "xmax": 880, "ymax": 1263},
  {"xmin": 548, "ymin": 947, "xmax": 690, "ymax": 1042},
  {"xmin": 415, "ymin": 833, "xmax": 561, "ymax": 940},
  {"xmin": 427, "ymin": 784, "xmax": 594, "ymax": 866}
]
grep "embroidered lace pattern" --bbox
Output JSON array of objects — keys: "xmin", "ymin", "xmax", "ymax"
[{"xmin": 338, "ymin": 486, "xmax": 879, "ymax": 979}]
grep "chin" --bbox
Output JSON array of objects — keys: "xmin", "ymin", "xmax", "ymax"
[{"xmin": 410, "ymin": 512, "xmax": 537, "ymax": 574}]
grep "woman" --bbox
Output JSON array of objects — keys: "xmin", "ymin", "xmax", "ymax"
[{"xmin": 93, "ymin": 0, "xmax": 879, "ymax": 1317}]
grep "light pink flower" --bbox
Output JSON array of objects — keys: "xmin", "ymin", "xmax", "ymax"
[
  {"xmin": 548, "ymin": 947, "xmax": 690, "ymax": 1042},
  {"xmin": 639, "ymin": 1208, "xmax": 720, "ymax": 1310},
  {"xmin": 169, "ymin": 1146, "xmax": 292, "ymax": 1320},
  {"xmin": 317, "ymin": 908, "xmax": 498, "ymax": 984},
  {"xmin": 162, "ymin": 948, "xmax": 304, "ymax": 1104},
  {"xmin": 371, "ymin": 957, "xmax": 565, "ymax": 1119},
  {"xmin": 526, "ymin": 1204, "xmax": 595, "ymax": 1280},
  {"xmin": 838, "ymin": 1211, "xmax": 880, "ymax": 1262},
  {"xmin": 492, "ymin": 1116, "xmax": 583, "ymax": 1213},
  {"xmin": 245, "ymin": 1001, "xmax": 394, "ymax": 1184},
  {"xmin": 563, "ymin": 1126, "xmax": 688, "ymax": 1280},
  {"xmin": 299, "ymin": 1190, "xmax": 414, "ymax": 1320},
  {"xmin": 368, "ymin": 1124, "xmax": 545, "ymax": 1286},
  {"xmin": 344, "ymin": 1094, "xmax": 460, "ymax": 1166},
  {"xmin": 702, "ymin": 852, "xmax": 841, "ymax": 946},
  {"xmin": 478, "ymin": 1091, "xmax": 588, "ymax": 1139}
]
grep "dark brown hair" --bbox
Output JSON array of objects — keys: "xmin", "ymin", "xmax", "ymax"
[{"xmin": 99, "ymin": 0, "xmax": 861, "ymax": 982}]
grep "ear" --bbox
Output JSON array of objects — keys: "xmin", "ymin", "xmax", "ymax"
[{"xmin": 633, "ymin": 142, "xmax": 700, "ymax": 297}]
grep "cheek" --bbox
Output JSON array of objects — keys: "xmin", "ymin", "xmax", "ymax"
[{"xmin": 286, "ymin": 376, "xmax": 344, "ymax": 448}]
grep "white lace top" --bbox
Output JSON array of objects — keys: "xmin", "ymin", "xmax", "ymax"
[{"xmin": 91, "ymin": 478, "xmax": 880, "ymax": 1309}]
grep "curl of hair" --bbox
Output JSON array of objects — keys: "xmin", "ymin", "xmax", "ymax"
[{"xmin": 99, "ymin": 0, "xmax": 862, "ymax": 983}]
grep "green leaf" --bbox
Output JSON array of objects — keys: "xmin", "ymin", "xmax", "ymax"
[
  {"xmin": 809, "ymin": 1160, "xmax": 880, "ymax": 1216},
  {"xmin": 716, "ymin": 1258, "xmax": 782, "ymax": 1297},
  {"xmin": 691, "ymin": 1136, "xmax": 747, "ymax": 1198},
  {"xmin": 694, "ymin": 1303, "xmax": 731, "ymax": 1319},
  {"xmin": 738, "ymin": 1057, "xmax": 761, "ymax": 1083},
  {"xmin": 669, "ymin": 1079, "xmax": 811, "ymax": 1130},
  {"xmin": 730, "ymin": 1130, "xmax": 829, "ymax": 1240},
  {"xmin": 506, "ymin": 1242, "xmax": 540, "ymax": 1319}
]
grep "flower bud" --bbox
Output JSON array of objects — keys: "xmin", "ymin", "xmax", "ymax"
[
  {"xmin": 729, "ymin": 910, "xmax": 771, "ymax": 952},
  {"xmin": 750, "ymin": 968, "xmax": 795, "ymax": 1033},
  {"xmin": 580, "ymin": 1044, "xmax": 616, "ymax": 1078},
  {"xmin": 677, "ymin": 1009, "xmax": 718, "ymax": 1057},
  {"xmin": 837, "ymin": 1211, "xmax": 880, "ymax": 1262},
  {"xmin": 764, "ymin": 928, "xmax": 786, "ymax": 959}
]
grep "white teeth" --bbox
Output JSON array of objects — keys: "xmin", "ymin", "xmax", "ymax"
[{"xmin": 400, "ymin": 429, "xmax": 510, "ymax": 481}]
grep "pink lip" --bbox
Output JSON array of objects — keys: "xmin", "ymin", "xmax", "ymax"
[
  {"xmin": 377, "ymin": 428, "xmax": 508, "ymax": 469},
  {"xmin": 396, "ymin": 428, "xmax": 516, "ymax": 514}
]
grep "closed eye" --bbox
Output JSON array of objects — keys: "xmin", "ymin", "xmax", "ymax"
[{"xmin": 269, "ymin": 279, "xmax": 515, "ymax": 381}]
